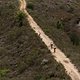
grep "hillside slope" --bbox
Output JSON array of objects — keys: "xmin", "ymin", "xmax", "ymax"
[
  {"xmin": 0, "ymin": 0, "xmax": 71, "ymax": 80},
  {"xmin": 27, "ymin": 0, "xmax": 80, "ymax": 72}
]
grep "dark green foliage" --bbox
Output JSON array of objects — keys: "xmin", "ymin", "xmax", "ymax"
[
  {"xmin": 7, "ymin": 27, "xmax": 23, "ymax": 42},
  {"xmin": 34, "ymin": 75, "xmax": 46, "ymax": 80},
  {"xmin": 69, "ymin": 33, "xmax": 80, "ymax": 45},
  {"xmin": 16, "ymin": 11, "xmax": 25, "ymax": 27},
  {"xmin": 56, "ymin": 20, "xmax": 64, "ymax": 30},
  {"xmin": 0, "ymin": 69, "xmax": 9, "ymax": 77},
  {"xmin": 27, "ymin": 3, "xmax": 34, "ymax": 10}
]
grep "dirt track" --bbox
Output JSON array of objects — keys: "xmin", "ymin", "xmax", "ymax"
[{"xmin": 19, "ymin": 0, "xmax": 80, "ymax": 80}]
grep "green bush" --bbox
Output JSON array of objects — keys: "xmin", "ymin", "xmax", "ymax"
[
  {"xmin": 69, "ymin": 32, "xmax": 80, "ymax": 45},
  {"xmin": 0, "ymin": 69, "xmax": 9, "ymax": 77},
  {"xmin": 16, "ymin": 11, "xmax": 25, "ymax": 27},
  {"xmin": 56, "ymin": 20, "xmax": 64, "ymax": 30},
  {"xmin": 27, "ymin": 3, "xmax": 34, "ymax": 10}
]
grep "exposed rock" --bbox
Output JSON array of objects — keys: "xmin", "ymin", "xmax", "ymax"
[{"xmin": 41, "ymin": 59, "xmax": 49, "ymax": 65}]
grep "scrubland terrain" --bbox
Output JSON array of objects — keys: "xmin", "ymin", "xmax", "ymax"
[
  {"xmin": 0, "ymin": 0, "xmax": 71, "ymax": 80},
  {"xmin": 27, "ymin": 0, "xmax": 80, "ymax": 72}
]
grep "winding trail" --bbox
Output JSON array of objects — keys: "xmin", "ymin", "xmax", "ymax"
[{"xmin": 19, "ymin": 0, "xmax": 80, "ymax": 80}]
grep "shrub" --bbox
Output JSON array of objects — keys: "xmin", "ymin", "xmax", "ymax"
[
  {"xmin": 34, "ymin": 74, "xmax": 46, "ymax": 80},
  {"xmin": 56, "ymin": 20, "xmax": 64, "ymax": 30},
  {"xmin": 27, "ymin": 3, "xmax": 34, "ymax": 10},
  {"xmin": 16, "ymin": 11, "xmax": 25, "ymax": 27},
  {"xmin": 0, "ymin": 69, "xmax": 9, "ymax": 77},
  {"xmin": 17, "ymin": 62, "xmax": 26, "ymax": 74},
  {"xmin": 67, "ymin": 4, "xmax": 74, "ymax": 13},
  {"xmin": 7, "ymin": 27, "xmax": 22, "ymax": 42},
  {"xmin": 0, "ymin": 10, "xmax": 1, "ymax": 16},
  {"xmin": 0, "ymin": 47, "xmax": 8, "ymax": 56},
  {"xmin": 69, "ymin": 32, "xmax": 80, "ymax": 45}
]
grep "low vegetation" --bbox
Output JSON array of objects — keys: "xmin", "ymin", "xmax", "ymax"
[
  {"xmin": 69, "ymin": 32, "xmax": 80, "ymax": 45},
  {"xmin": 0, "ymin": 0, "xmax": 71, "ymax": 80},
  {"xmin": 27, "ymin": 2, "xmax": 34, "ymax": 10},
  {"xmin": 27, "ymin": 0, "xmax": 80, "ymax": 71}
]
